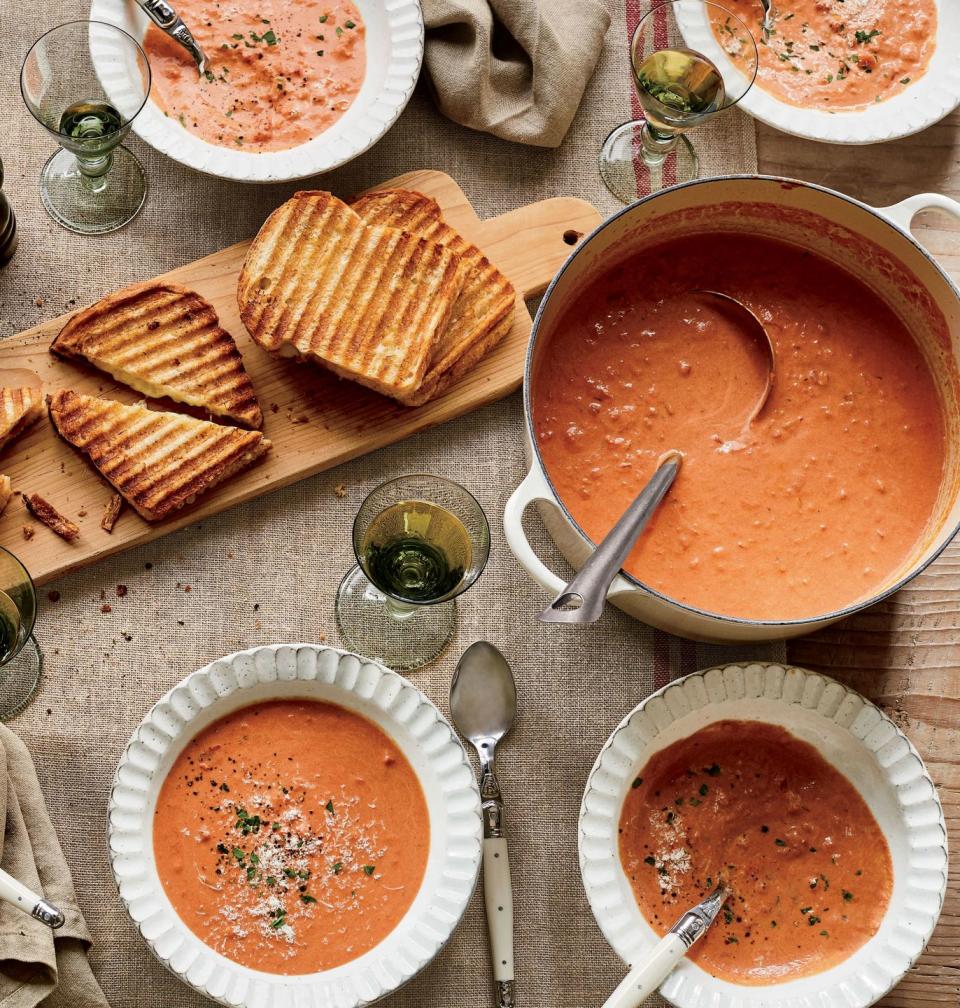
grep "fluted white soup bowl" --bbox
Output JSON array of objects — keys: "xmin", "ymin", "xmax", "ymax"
[
  {"xmin": 108, "ymin": 644, "xmax": 482, "ymax": 1008},
  {"xmin": 89, "ymin": 0, "xmax": 423, "ymax": 181},
  {"xmin": 675, "ymin": 0, "xmax": 960, "ymax": 144},
  {"xmin": 505, "ymin": 177, "xmax": 960, "ymax": 642},
  {"xmin": 579, "ymin": 663, "xmax": 947, "ymax": 1008}
]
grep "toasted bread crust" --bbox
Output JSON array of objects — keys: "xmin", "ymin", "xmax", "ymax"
[
  {"xmin": 0, "ymin": 476, "xmax": 12, "ymax": 517},
  {"xmin": 24, "ymin": 492, "xmax": 80, "ymax": 541},
  {"xmin": 0, "ymin": 388, "xmax": 44, "ymax": 453},
  {"xmin": 52, "ymin": 280, "xmax": 262, "ymax": 428},
  {"xmin": 48, "ymin": 390, "xmax": 271, "ymax": 522},
  {"xmin": 100, "ymin": 492, "xmax": 123, "ymax": 532},
  {"xmin": 237, "ymin": 191, "xmax": 471, "ymax": 400},
  {"xmin": 351, "ymin": 190, "xmax": 515, "ymax": 402}
]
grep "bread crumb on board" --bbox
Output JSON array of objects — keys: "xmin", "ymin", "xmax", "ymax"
[
  {"xmin": 334, "ymin": 484, "xmax": 347, "ymax": 498},
  {"xmin": 24, "ymin": 493, "xmax": 79, "ymax": 541},
  {"xmin": 101, "ymin": 493, "xmax": 123, "ymax": 532},
  {"xmin": 21, "ymin": 525, "xmax": 34, "ymax": 541}
]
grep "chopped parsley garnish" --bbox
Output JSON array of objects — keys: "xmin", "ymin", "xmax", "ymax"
[
  {"xmin": 319, "ymin": 13, "xmax": 328, "ymax": 22},
  {"xmin": 231, "ymin": 33, "xmax": 244, "ymax": 39},
  {"xmin": 270, "ymin": 908, "xmax": 286, "ymax": 929},
  {"xmin": 644, "ymin": 856, "xmax": 656, "ymax": 867},
  {"xmin": 345, "ymin": 19, "xmax": 356, "ymax": 28},
  {"xmin": 316, "ymin": 50, "xmax": 324, "ymax": 56},
  {"xmin": 900, "ymin": 77, "xmax": 911, "ymax": 85},
  {"xmin": 703, "ymin": 763, "xmax": 721, "ymax": 776},
  {"xmin": 232, "ymin": 846, "xmax": 245, "ymax": 862},
  {"xmin": 335, "ymin": 26, "xmax": 343, "ymax": 36},
  {"xmin": 631, "ymin": 777, "xmax": 643, "ymax": 789},
  {"xmin": 263, "ymin": 29, "xmax": 278, "ymax": 45},
  {"xmin": 774, "ymin": 838, "xmax": 787, "ymax": 847},
  {"xmin": 808, "ymin": 914, "xmax": 821, "ymax": 926},
  {"xmin": 325, "ymin": 799, "xmax": 335, "ymax": 815},
  {"xmin": 301, "ymin": 894, "xmax": 317, "ymax": 904},
  {"xmin": 842, "ymin": 890, "xmax": 854, "ymax": 902},
  {"xmin": 265, "ymin": 876, "xmax": 276, "ymax": 886},
  {"xmin": 332, "ymin": 861, "xmax": 344, "ymax": 875},
  {"xmin": 854, "ymin": 29, "xmax": 881, "ymax": 44},
  {"xmin": 362, "ymin": 865, "xmax": 376, "ymax": 876},
  {"xmin": 698, "ymin": 783, "xmax": 709, "ymax": 796}
]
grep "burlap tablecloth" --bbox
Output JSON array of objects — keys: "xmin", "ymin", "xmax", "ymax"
[{"xmin": 0, "ymin": 3, "xmax": 777, "ymax": 1005}]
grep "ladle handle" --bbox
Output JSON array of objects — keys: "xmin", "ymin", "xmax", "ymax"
[
  {"xmin": 540, "ymin": 452, "xmax": 682, "ymax": 624},
  {"xmin": 601, "ymin": 933, "xmax": 687, "ymax": 1008}
]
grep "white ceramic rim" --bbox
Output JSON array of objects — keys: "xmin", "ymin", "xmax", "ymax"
[
  {"xmin": 88, "ymin": 0, "xmax": 424, "ymax": 181},
  {"xmin": 108, "ymin": 643, "xmax": 482, "ymax": 1008},
  {"xmin": 675, "ymin": 0, "xmax": 960, "ymax": 144},
  {"xmin": 578, "ymin": 662, "xmax": 948, "ymax": 1008}
]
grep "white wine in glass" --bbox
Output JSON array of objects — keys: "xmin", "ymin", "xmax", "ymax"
[{"xmin": 600, "ymin": 1, "xmax": 758, "ymax": 202}]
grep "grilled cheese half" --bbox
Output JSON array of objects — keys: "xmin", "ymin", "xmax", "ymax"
[
  {"xmin": 237, "ymin": 191, "xmax": 471, "ymax": 402},
  {"xmin": 48, "ymin": 390, "xmax": 270, "ymax": 522},
  {"xmin": 52, "ymin": 281, "xmax": 262, "ymax": 428},
  {"xmin": 351, "ymin": 189, "xmax": 516, "ymax": 406}
]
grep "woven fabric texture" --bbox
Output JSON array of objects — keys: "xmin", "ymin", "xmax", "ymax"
[{"xmin": 0, "ymin": 1, "xmax": 774, "ymax": 1005}]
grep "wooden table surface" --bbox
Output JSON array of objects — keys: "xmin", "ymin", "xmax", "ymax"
[{"xmin": 760, "ymin": 117, "xmax": 960, "ymax": 1006}]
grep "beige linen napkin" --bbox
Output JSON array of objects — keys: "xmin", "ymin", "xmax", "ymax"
[
  {"xmin": 0, "ymin": 725, "xmax": 107, "ymax": 1008},
  {"xmin": 422, "ymin": 0, "xmax": 612, "ymax": 147}
]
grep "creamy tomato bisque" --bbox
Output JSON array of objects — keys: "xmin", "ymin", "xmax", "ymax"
[
  {"xmin": 532, "ymin": 232, "xmax": 947, "ymax": 621},
  {"xmin": 619, "ymin": 721, "xmax": 893, "ymax": 984},
  {"xmin": 712, "ymin": 0, "xmax": 936, "ymax": 110},
  {"xmin": 144, "ymin": 0, "xmax": 365, "ymax": 152},
  {"xmin": 153, "ymin": 700, "xmax": 429, "ymax": 974}
]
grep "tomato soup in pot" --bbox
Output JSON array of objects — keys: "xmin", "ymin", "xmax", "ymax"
[{"xmin": 531, "ymin": 229, "xmax": 949, "ymax": 622}]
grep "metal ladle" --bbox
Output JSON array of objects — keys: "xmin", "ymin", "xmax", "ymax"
[{"xmin": 539, "ymin": 290, "xmax": 775, "ymax": 625}]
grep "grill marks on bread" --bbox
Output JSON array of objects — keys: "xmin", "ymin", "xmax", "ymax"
[
  {"xmin": 48, "ymin": 390, "xmax": 270, "ymax": 522},
  {"xmin": 237, "ymin": 191, "xmax": 471, "ymax": 400},
  {"xmin": 52, "ymin": 281, "xmax": 262, "ymax": 428},
  {"xmin": 350, "ymin": 190, "xmax": 516, "ymax": 406},
  {"xmin": 0, "ymin": 388, "xmax": 44, "ymax": 453}
]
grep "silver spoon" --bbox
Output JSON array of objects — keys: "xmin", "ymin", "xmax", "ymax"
[
  {"xmin": 540, "ymin": 450, "xmax": 683, "ymax": 624},
  {"xmin": 758, "ymin": 0, "xmax": 775, "ymax": 41},
  {"xmin": 134, "ymin": 0, "xmax": 208, "ymax": 75},
  {"xmin": 450, "ymin": 641, "xmax": 518, "ymax": 1008},
  {"xmin": 602, "ymin": 886, "xmax": 727, "ymax": 1008}
]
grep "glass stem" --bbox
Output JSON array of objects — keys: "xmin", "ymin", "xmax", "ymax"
[
  {"xmin": 74, "ymin": 150, "xmax": 113, "ymax": 194},
  {"xmin": 640, "ymin": 123, "xmax": 678, "ymax": 166},
  {"xmin": 384, "ymin": 597, "xmax": 419, "ymax": 623}
]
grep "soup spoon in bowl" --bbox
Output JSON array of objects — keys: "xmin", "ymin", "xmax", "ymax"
[{"xmin": 602, "ymin": 886, "xmax": 727, "ymax": 1008}]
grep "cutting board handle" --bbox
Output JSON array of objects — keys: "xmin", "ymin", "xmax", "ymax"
[{"xmin": 479, "ymin": 197, "xmax": 601, "ymax": 301}]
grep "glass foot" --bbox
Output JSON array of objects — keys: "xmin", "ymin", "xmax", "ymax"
[
  {"xmin": 0, "ymin": 634, "xmax": 42, "ymax": 721},
  {"xmin": 334, "ymin": 566, "xmax": 456, "ymax": 672},
  {"xmin": 40, "ymin": 145, "xmax": 146, "ymax": 235},
  {"xmin": 599, "ymin": 120, "xmax": 698, "ymax": 203}
]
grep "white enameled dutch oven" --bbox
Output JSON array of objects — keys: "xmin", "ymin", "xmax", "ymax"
[{"xmin": 504, "ymin": 176, "xmax": 960, "ymax": 643}]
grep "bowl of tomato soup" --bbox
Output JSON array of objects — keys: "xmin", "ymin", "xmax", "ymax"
[
  {"xmin": 89, "ymin": 0, "xmax": 423, "ymax": 181},
  {"xmin": 579, "ymin": 663, "xmax": 947, "ymax": 1007},
  {"xmin": 673, "ymin": 0, "xmax": 960, "ymax": 144},
  {"xmin": 504, "ymin": 176, "xmax": 960, "ymax": 642},
  {"xmin": 108, "ymin": 644, "xmax": 482, "ymax": 1006}
]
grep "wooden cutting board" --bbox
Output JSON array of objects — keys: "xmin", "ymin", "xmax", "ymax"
[{"xmin": 0, "ymin": 170, "xmax": 601, "ymax": 585}]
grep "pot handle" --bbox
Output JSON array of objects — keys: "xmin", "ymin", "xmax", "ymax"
[
  {"xmin": 503, "ymin": 467, "xmax": 568, "ymax": 595},
  {"xmin": 877, "ymin": 193, "xmax": 960, "ymax": 232}
]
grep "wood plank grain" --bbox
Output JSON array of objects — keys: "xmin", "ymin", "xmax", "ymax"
[
  {"xmin": 0, "ymin": 170, "xmax": 600, "ymax": 585},
  {"xmin": 762, "ymin": 113, "xmax": 960, "ymax": 1007}
]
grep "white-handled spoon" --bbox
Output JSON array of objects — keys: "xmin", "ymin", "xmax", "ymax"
[
  {"xmin": 0, "ymin": 866, "xmax": 65, "ymax": 929},
  {"xmin": 451, "ymin": 641, "xmax": 518, "ymax": 1008},
  {"xmin": 603, "ymin": 887, "xmax": 726, "ymax": 1008}
]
